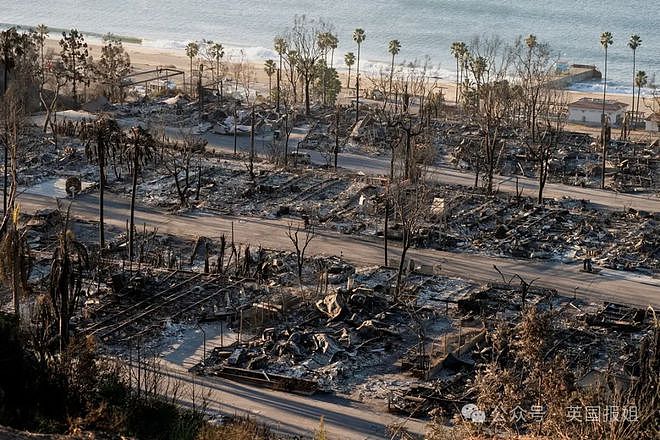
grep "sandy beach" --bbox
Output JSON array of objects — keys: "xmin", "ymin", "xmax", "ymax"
[{"xmin": 43, "ymin": 38, "xmax": 641, "ymax": 110}]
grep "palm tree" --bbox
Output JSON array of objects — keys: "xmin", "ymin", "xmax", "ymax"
[
  {"xmin": 264, "ymin": 59, "xmax": 277, "ymax": 103},
  {"xmin": 84, "ymin": 118, "xmax": 121, "ymax": 249},
  {"xmin": 317, "ymin": 32, "xmax": 331, "ymax": 63},
  {"xmin": 628, "ymin": 34, "xmax": 642, "ymax": 128},
  {"xmin": 318, "ymin": 32, "xmax": 331, "ymax": 105},
  {"xmin": 344, "ymin": 52, "xmax": 355, "ymax": 88},
  {"xmin": 328, "ymin": 33, "xmax": 338, "ymax": 68},
  {"xmin": 185, "ymin": 41, "xmax": 199, "ymax": 96},
  {"xmin": 353, "ymin": 28, "xmax": 366, "ymax": 123},
  {"xmin": 274, "ymin": 37, "xmax": 287, "ymax": 110},
  {"xmin": 635, "ymin": 70, "xmax": 648, "ymax": 127},
  {"xmin": 387, "ymin": 40, "xmax": 401, "ymax": 109},
  {"xmin": 125, "ymin": 126, "xmax": 154, "ymax": 263},
  {"xmin": 599, "ymin": 31, "xmax": 613, "ymax": 189},
  {"xmin": 208, "ymin": 42, "xmax": 224, "ymax": 85},
  {"xmin": 450, "ymin": 41, "xmax": 466, "ymax": 105}
]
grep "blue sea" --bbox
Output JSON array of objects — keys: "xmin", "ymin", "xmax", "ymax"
[{"xmin": 1, "ymin": 0, "xmax": 658, "ymax": 94}]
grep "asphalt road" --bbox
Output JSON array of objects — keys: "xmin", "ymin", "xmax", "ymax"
[
  {"xmin": 130, "ymin": 360, "xmax": 427, "ymax": 439},
  {"xmin": 202, "ymin": 132, "xmax": 660, "ymax": 213},
  {"xmin": 38, "ymin": 111, "xmax": 659, "ymax": 212},
  {"xmin": 18, "ymin": 191, "xmax": 660, "ymax": 308}
]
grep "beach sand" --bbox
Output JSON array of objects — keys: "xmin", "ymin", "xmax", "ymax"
[{"xmin": 43, "ymin": 38, "xmax": 641, "ymax": 111}]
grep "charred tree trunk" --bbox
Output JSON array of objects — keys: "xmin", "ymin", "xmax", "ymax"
[
  {"xmin": 128, "ymin": 150, "xmax": 139, "ymax": 262},
  {"xmin": 249, "ymin": 106, "xmax": 255, "ymax": 178},
  {"xmin": 395, "ymin": 228, "xmax": 410, "ymax": 299},
  {"xmin": 384, "ymin": 196, "xmax": 389, "ymax": 266}
]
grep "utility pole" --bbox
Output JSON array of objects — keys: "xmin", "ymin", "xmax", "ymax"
[
  {"xmin": 334, "ymin": 105, "xmax": 340, "ymax": 170},
  {"xmin": 384, "ymin": 185, "xmax": 389, "ymax": 266},
  {"xmin": 249, "ymin": 104, "xmax": 255, "ymax": 178},
  {"xmin": 198, "ymin": 64, "xmax": 204, "ymax": 121},
  {"xmin": 283, "ymin": 102, "xmax": 289, "ymax": 167},
  {"xmin": 233, "ymin": 105, "xmax": 238, "ymax": 156}
]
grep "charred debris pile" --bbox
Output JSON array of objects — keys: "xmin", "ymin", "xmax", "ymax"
[{"xmin": 13, "ymin": 184, "xmax": 657, "ymax": 428}]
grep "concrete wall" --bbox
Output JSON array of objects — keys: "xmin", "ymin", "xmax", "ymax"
[
  {"xmin": 568, "ymin": 108, "xmax": 625, "ymax": 127},
  {"xmin": 646, "ymin": 120, "xmax": 659, "ymax": 132},
  {"xmin": 548, "ymin": 67, "xmax": 601, "ymax": 88}
]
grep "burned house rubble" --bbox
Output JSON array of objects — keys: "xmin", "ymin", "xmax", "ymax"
[
  {"xmin": 442, "ymin": 122, "xmax": 660, "ymax": 191},
  {"xmin": 2, "ymin": 71, "xmax": 658, "ymax": 440},
  {"xmin": 16, "ymin": 119, "xmax": 659, "ymax": 276},
  {"xmin": 12, "ymin": 205, "xmax": 657, "ymax": 432}
]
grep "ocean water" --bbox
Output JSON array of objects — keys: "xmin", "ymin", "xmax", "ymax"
[{"xmin": 1, "ymin": 0, "xmax": 658, "ymax": 93}]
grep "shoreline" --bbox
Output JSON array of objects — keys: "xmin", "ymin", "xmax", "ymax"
[
  {"xmin": 5, "ymin": 17, "xmax": 650, "ymax": 98},
  {"xmin": 41, "ymin": 37, "xmax": 647, "ymax": 109}
]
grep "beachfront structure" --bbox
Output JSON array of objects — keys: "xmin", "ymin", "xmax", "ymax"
[
  {"xmin": 646, "ymin": 113, "xmax": 660, "ymax": 132},
  {"xmin": 567, "ymin": 97, "xmax": 628, "ymax": 127}
]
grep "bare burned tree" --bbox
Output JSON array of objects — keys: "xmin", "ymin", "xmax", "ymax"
[
  {"xmin": 286, "ymin": 221, "xmax": 315, "ymax": 288},
  {"xmin": 237, "ymin": 53, "xmax": 257, "ymax": 106},
  {"xmin": 463, "ymin": 36, "xmax": 514, "ymax": 194},
  {"xmin": 400, "ymin": 57, "xmax": 434, "ymax": 115},
  {"xmin": 370, "ymin": 106, "xmax": 402, "ymax": 180},
  {"xmin": 40, "ymin": 61, "xmax": 69, "ymax": 137},
  {"xmin": 1, "ymin": 29, "xmax": 37, "ymax": 213},
  {"xmin": 396, "ymin": 115, "xmax": 425, "ymax": 182},
  {"xmin": 370, "ymin": 58, "xmax": 435, "ymax": 182},
  {"xmin": 286, "ymin": 15, "xmax": 331, "ymax": 115},
  {"xmin": 511, "ymin": 35, "xmax": 557, "ymax": 142},
  {"xmin": 530, "ymin": 89, "xmax": 567, "ymax": 204},
  {"xmin": 163, "ymin": 131, "xmax": 206, "ymax": 207},
  {"xmin": 267, "ymin": 104, "xmax": 295, "ymax": 165},
  {"xmin": 229, "ymin": 49, "xmax": 245, "ymax": 94},
  {"xmin": 390, "ymin": 181, "xmax": 430, "ymax": 298},
  {"xmin": 366, "ymin": 65, "xmax": 393, "ymax": 111},
  {"xmin": 454, "ymin": 136, "xmax": 484, "ymax": 188}
]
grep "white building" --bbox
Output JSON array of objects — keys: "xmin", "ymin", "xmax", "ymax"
[
  {"xmin": 568, "ymin": 97, "xmax": 628, "ymax": 127},
  {"xmin": 645, "ymin": 113, "xmax": 660, "ymax": 132}
]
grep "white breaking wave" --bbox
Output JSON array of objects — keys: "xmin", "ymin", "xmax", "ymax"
[
  {"xmin": 570, "ymin": 81, "xmax": 655, "ymax": 97},
  {"xmin": 143, "ymin": 38, "xmax": 279, "ymax": 63}
]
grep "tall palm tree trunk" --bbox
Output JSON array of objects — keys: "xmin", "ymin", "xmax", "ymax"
[
  {"xmin": 190, "ymin": 57, "xmax": 194, "ymax": 96},
  {"xmin": 601, "ymin": 47, "xmax": 608, "ymax": 190},
  {"xmin": 277, "ymin": 54, "xmax": 282, "ymax": 111},
  {"xmin": 636, "ymin": 85, "xmax": 642, "ymax": 127},
  {"xmin": 355, "ymin": 45, "xmax": 361, "ymax": 123},
  {"xmin": 322, "ymin": 51, "xmax": 327, "ymax": 105},
  {"xmin": 268, "ymin": 75, "xmax": 272, "ymax": 103},
  {"xmin": 455, "ymin": 57, "xmax": 459, "ymax": 105},
  {"xmin": 631, "ymin": 50, "xmax": 636, "ymax": 131},
  {"xmin": 389, "ymin": 53, "xmax": 395, "ymax": 110}
]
